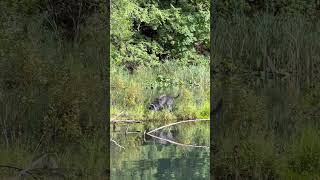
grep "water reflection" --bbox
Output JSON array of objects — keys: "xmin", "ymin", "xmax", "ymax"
[{"xmin": 111, "ymin": 122, "xmax": 210, "ymax": 180}]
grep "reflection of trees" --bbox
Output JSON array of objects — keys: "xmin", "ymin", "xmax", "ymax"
[
  {"xmin": 111, "ymin": 144, "xmax": 209, "ymax": 180},
  {"xmin": 111, "ymin": 123, "xmax": 210, "ymax": 179},
  {"xmin": 175, "ymin": 123, "xmax": 210, "ymax": 146}
]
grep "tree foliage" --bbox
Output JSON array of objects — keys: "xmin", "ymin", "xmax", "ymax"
[{"xmin": 111, "ymin": 0, "xmax": 210, "ymax": 72}]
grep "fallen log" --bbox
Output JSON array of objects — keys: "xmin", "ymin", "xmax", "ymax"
[
  {"xmin": 146, "ymin": 133, "xmax": 209, "ymax": 149},
  {"xmin": 147, "ymin": 119, "xmax": 209, "ymax": 134},
  {"xmin": 145, "ymin": 118, "xmax": 210, "ymax": 148},
  {"xmin": 110, "ymin": 120, "xmax": 143, "ymax": 124}
]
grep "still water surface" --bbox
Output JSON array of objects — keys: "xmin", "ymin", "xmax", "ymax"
[{"xmin": 110, "ymin": 122, "xmax": 210, "ymax": 180}]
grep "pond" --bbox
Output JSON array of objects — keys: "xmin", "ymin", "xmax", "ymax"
[
  {"xmin": 110, "ymin": 73, "xmax": 320, "ymax": 179},
  {"xmin": 110, "ymin": 121, "xmax": 210, "ymax": 180}
]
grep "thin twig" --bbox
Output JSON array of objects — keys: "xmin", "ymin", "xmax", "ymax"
[
  {"xmin": 125, "ymin": 131, "xmax": 141, "ymax": 134},
  {"xmin": 110, "ymin": 138, "xmax": 125, "ymax": 149},
  {"xmin": 112, "ymin": 130, "xmax": 141, "ymax": 134},
  {"xmin": 33, "ymin": 131, "xmax": 47, "ymax": 154}
]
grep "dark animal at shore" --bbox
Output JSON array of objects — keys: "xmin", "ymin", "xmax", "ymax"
[{"xmin": 148, "ymin": 94, "xmax": 180, "ymax": 112}]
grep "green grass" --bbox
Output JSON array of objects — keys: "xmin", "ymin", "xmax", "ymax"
[{"xmin": 110, "ymin": 61, "xmax": 210, "ymax": 121}]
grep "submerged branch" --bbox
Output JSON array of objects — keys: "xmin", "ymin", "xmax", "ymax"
[
  {"xmin": 147, "ymin": 119, "xmax": 209, "ymax": 134},
  {"xmin": 146, "ymin": 133, "xmax": 209, "ymax": 149},
  {"xmin": 145, "ymin": 119, "xmax": 210, "ymax": 149}
]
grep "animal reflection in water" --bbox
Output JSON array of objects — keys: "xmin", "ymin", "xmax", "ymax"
[
  {"xmin": 158, "ymin": 130, "xmax": 175, "ymax": 144},
  {"xmin": 144, "ymin": 129, "xmax": 176, "ymax": 145},
  {"xmin": 144, "ymin": 97, "xmax": 222, "ymax": 146}
]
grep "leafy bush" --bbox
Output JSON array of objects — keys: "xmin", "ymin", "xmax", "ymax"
[{"xmin": 111, "ymin": 0, "xmax": 210, "ymax": 72}]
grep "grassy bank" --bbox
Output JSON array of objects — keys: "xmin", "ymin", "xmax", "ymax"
[{"xmin": 110, "ymin": 61, "xmax": 210, "ymax": 122}]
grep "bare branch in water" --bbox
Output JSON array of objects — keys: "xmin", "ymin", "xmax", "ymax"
[
  {"xmin": 146, "ymin": 132, "xmax": 209, "ymax": 149},
  {"xmin": 146, "ymin": 119, "xmax": 210, "ymax": 149},
  {"xmin": 147, "ymin": 119, "xmax": 209, "ymax": 134}
]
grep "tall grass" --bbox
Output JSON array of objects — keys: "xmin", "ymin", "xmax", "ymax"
[
  {"xmin": 0, "ymin": 4, "xmax": 107, "ymax": 178},
  {"xmin": 213, "ymin": 14, "xmax": 320, "ymax": 86},
  {"xmin": 212, "ymin": 14, "xmax": 320, "ymax": 179},
  {"xmin": 211, "ymin": 87, "xmax": 320, "ymax": 179}
]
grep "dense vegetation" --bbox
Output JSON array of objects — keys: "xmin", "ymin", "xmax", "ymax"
[
  {"xmin": 1, "ymin": 0, "xmax": 320, "ymax": 179},
  {"xmin": 212, "ymin": 1, "xmax": 320, "ymax": 179},
  {"xmin": 110, "ymin": 2, "xmax": 211, "ymax": 180},
  {"xmin": 0, "ymin": 1, "xmax": 107, "ymax": 178},
  {"xmin": 212, "ymin": 75, "xmax": 320, "ymax": 179},
  {"xmin": 110, "ymin": 0, "xmax": 210, "ymax": 121}
]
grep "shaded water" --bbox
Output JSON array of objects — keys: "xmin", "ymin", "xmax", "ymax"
[{"xmin": 110, "ymin": 122, "xmax": 210, "ymax": 180}]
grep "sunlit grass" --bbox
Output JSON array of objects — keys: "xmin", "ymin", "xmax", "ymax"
[{"xmin": 110, "ymin": 61, "xmax": 210, "ymax": 121}]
